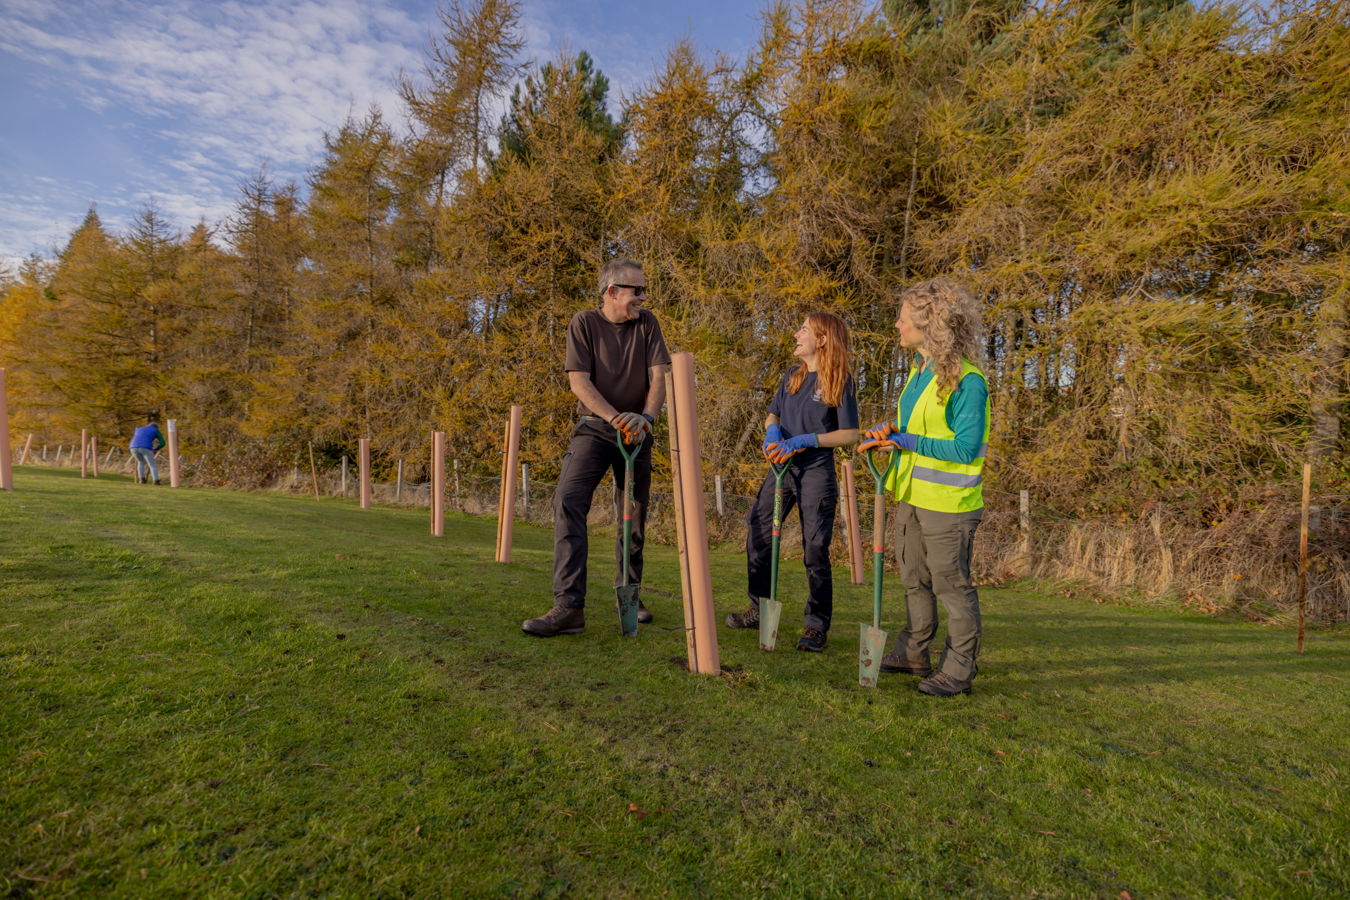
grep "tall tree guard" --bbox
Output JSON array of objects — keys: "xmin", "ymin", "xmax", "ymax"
[
  {"xmin": 670, "ymin": 353, "xmax": 719, "ymax": 675},
  {"xmin": 496, "ymin": 406, "xmax": 522, "ymax": 563}
]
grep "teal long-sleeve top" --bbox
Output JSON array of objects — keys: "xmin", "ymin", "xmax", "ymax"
[{"xmin": 895, "ymin": 360, "xmax": 988, "ymax": 465}]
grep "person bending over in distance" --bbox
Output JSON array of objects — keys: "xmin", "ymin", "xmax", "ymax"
[
  {"xmin": 129, "ymin": 419, "xmax": 167, "ymax": 485},
  {"xmin": 725, "ymin": 311, "xmax": 859, "ymax": 652},
  {"xmin": 863, "ymin": 278, "xmax": 991, "ymax": 697},
  {"xmin": 522, "ymin": 258, "xmax": 671, "ymax": 637}
]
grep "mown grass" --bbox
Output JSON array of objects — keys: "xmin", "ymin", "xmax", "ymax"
[{"xmin": 1, "ymin": 468, "xmax": 1346, "ymax": 899}]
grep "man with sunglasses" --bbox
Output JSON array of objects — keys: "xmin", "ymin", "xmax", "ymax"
[{"xmin": 523, "ymin": 258, "xmax": 671, "ymax": 636}]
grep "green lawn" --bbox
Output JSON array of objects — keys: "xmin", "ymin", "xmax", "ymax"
[{"xmin": 1, "ymin": 468, "xmax": 1346, "ymax": 899}]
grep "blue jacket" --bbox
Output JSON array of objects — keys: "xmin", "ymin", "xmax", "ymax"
[{"xmin": 130, "ymin": 425, "xmax": 165, "ymax": 451}]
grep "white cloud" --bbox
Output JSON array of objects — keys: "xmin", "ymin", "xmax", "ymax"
[{"xmin": 0, "ymin": 0, "xmax": 425, "ymax": 253}]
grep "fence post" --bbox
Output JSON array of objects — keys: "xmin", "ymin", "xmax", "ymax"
[
  {"xmin": 453, "ymin": 459, "xmax": 460, "ymax": 512},
  {"xmin": 359, "ymin": 438, "xmax": 371, "ymax": 509},
  {"xmin": 91, "ymin": 435, "xmax": 99, "ymax": 477},
  {"xmin": 167, "ymin": 419, "xmax": 181, "ymax": 488},
  {"xmin": 521, "ymin": 463, "xmax": 529, "ymax": 515},
  {"xmin": 19, "ymin": 434, "xmax": 33, "ymax": 466},
  {"xmin": 397, "ymin": 459, "xmax": 404, "ymax": 502},
  {"xmin": 715, "ymin": 474, "xmax": 724, "ymax": 517},
  {"xmin": 0, "ymin": 369, "xmax": 11, "ymax": 490},
  {"xmin": 341, "ymin": 456, "xmax": 349, "ymax": 498},
  {"xmin": 81, "ymin": 429, "xmax": 89, "ymax": 478},
  {"xmin": 42, "ymin": 444, "xmax": 48, "ymax": 461}
]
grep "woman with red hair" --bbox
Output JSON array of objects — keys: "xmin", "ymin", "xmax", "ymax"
[{"xmin": 725, "ymin": 312, "xmax": 859, "ymax": 652}]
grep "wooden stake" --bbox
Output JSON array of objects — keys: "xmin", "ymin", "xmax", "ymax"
[
  {"xmin": 167, "ymin": 419, "xmax": 181, "ymax": 488},
  {"xmin": 666, "ymin": 370, "xmax": 699, "ymax": 670},
  {"xmin": 431, "ymin": 432, "xmax": 445, "ymax": 537},
  {"xmin": 0, "ymin": 369, "xmax": 11, "ymax": 490},
  {"xmin": 81, "ymin": 429, "xmax": 88, "ymax": 479},
  {"xmin": 90, "ymin": 435, "xmax": 99, "ymax": 477},
  {"xmin": 359, "ymin": 438, "xmax": 371, "ymax": 509},
  {"xmin": 495, "ymin": 420, "xmax": 510, "ymax": 557},
  {"xmin": 497, "ymin": 406, "xmax": 523, "ymax": 563},
  {"xmin": 521, "ymin": 463, "xmax": 529, "ymax": 515},
  {"xmin": 396, "ymin": 459, "xmax": 404, "ymax": 502},
  {"xmin": 1299, "ymin": 461, "xmax": 1311, "ymax": 653},
  {"xmin": 308, "ymin": 443, "xmax": 320, "ymax": 500},
  {"xmin": 715, "ymin": 474, "xmax": 724, "ymax": 517},
  {"xmin": 19, "ymin": 433, "xmax": 33, "ymax": 466},
  {"xmin": 671, "ymin": 353, "xmax": 719, "ymax": 675},
  {"xmin": 1019, "ymin": 490, "xmax": 1031, "ymax": 574},
  {"xmin": 841, "ymin": 460, "xmax": 864, "ymax": 585}
]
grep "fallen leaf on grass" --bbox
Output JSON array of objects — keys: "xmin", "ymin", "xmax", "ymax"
[
  {"xmin": 1121, "ymin": 892, "xmax": 1132, "ymax": 900},
  {"xmin": 995, "ymin": 750, "xmax": 1007, "ymax": 757},
  {"xmin": 413, "ymin": 826, "xmax": 420, "ymax": 837},
  {"xmin": 628, "ymin": 803, "xmax": 648, "ymax": 819},
  {"xmin": 335, "ymin": 554, "xmax": 346, "ymax": 559}
]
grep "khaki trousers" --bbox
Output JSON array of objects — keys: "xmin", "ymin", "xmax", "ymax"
[{"xmin": 891, "ymin": 501, "xmax": 983, "ymax": 681}]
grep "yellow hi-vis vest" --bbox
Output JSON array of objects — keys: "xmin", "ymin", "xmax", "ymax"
[{"xmin": 884, "ymin": 358, "xmax": 989, "ymax": 513}]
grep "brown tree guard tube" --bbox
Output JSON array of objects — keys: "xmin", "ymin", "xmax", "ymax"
[
  {"xmin": 0, "ymin": 369, "xmax": 12, "ymax": 490},
  {"xmin": 167, "ymin": 420, "xmax": 181, "ymax": 487},
  {"xmin": 81, "ymin": 429, "xmax": 88, "ymax": 479},
  {"xmin": 91, "ymin": 435, "xmax": 99, "ymax": 477},
  {"xmin": 431, "ymin": 431, "xmax": 445, "ymax": 536},
  {"xmin": 671, "ymin": 352, "xmax": 720, "ymax": 675},
  {"xmin": 665, "ymin": 370, "xmax": 699, "ymax": 670},
  {"xmin": 497, "ymin": 406, "xmax": 523, "ymax": 563},
  {"xmin": 20, "ymin": 434, "xmax": 33, "ymax": 466},
  {"xmin": 495, "ymin": 419, "xmax": 509, "ymax": 557},
  {"xmin": 1299, "ymin": 461, "xmax": 1310, "ymax": 653},
  {"xmin": 841, "ymin": 459, "xmax": 864, "ymax": 585},
  {"xmin": 359, "ymin": 438, "xmax": 371, "ymax": 509},
  {"xmin": 308, "ymin": 443, "xmax": 320, "ymax": 500}
]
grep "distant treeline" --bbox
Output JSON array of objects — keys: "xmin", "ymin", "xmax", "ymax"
[{"xmin": 3, "ymin": 0, "xmax": 1349, "ymax": 513}]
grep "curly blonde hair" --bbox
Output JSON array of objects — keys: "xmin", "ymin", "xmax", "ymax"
[{"xmin": 900, "ymin": 279, "xmax": 987, "ymax": 400}]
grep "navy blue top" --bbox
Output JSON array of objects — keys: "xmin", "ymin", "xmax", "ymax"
[
  {"xmin": 130, "ymin": 425, "xmax": 165, "ymax": 451},
  {"xmin": 768, "ymin": 369, "xmax": 859, "ymax": 469},
  {"xmin": 896, "ymin": 361, "xmax": 988, "ymax": 465}
]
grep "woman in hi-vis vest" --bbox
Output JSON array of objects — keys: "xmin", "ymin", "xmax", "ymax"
[{"xmin": 864, "ymin": 279, "xmax": 990, "ymax": 697}]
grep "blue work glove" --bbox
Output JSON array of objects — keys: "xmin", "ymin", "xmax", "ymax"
[
  {"xmin": 767, "ymin": 432, "xmax": 818, "ymax": 465},
  {"xmin": 762, "ymin": 424, "xmax": 784, "ymax": 458}
]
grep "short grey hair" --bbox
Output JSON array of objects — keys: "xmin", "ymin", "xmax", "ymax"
[{"xmin": 598, "ymin": 257, "xmax": 643, "ymax": 296}]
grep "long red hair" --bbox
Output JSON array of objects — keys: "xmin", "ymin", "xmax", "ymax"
[{"xmin": 787, "ymin": 311, "xmax": 852, "ymax": 407}]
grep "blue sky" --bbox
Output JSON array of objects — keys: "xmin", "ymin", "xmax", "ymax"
[{"xmin": 0, "ymin": 0, "xmax": 767, "ymax": 265}]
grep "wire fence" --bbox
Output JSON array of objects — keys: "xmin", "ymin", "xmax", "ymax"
[{"xmin": 14, "ymin": 442, "xmax": 1348, "ymax": 625}]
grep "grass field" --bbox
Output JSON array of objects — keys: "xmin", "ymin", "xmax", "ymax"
[{"xmin": 1, "ymin": 468, "xmax": 1346, "ymax": 899}]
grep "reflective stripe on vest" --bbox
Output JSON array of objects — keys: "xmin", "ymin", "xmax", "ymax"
[{"xmin": 912, "ymin": 466, "xmax": 982, "ymax": 488}]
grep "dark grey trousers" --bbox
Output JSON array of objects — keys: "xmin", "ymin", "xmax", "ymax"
[
  {"xmin": 745, "ymin": 464, "xmax": 838, "ymax": 632},
  {"xmin": 552, "ymin": 419, "xmax": 652, "ymax": 609},
  {"xmin": 891, "ymin": 501, "xmax": 984, "ymax": 681}
]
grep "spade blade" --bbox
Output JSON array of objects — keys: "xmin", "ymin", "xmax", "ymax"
[
  {"xmin": 616, "ymin": 585, "xmax": 640, "ymax": 637},
  {"xmin": 759, "ymin": 597, "xmax": 783, "ymax": 652},
  {"xmin": 859, "ymin": 624, "xmax": 887, "ymax": 688}
]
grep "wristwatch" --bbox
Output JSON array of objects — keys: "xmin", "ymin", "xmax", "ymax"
[{"xmin": 642, "ymin": 413, "xmax": 655, "ymax": 425}]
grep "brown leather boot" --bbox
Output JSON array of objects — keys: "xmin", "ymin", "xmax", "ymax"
[{"xmin": 521, "ymin": 604, "xmax": 585, "ymax": 637}]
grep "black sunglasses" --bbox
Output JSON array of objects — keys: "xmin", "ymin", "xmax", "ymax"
[{"xmin": 609, "ymin": 283, "xmax": 647, "ymax": 297}]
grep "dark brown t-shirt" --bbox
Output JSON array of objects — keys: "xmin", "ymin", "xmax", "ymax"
[{"xmin": 564, "ymin": 308, "xmax": 671, "ymax": 417}]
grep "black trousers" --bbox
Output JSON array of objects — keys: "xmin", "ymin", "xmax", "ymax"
[
  {"xmin": 745, "ymin": 464, "xmax": 839, "ymax": 632},
  {"xmin": 552, "ymin": 418, "xmax": 652, "ymax": 609}
]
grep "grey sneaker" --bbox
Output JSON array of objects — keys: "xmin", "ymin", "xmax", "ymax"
[
  {"xmin": 917, "ymin": 671, "xmax": 973, "ymax": 697},
  {"xmin": 880, "ymin": 652, "xmax": 932, "ymax": 677},
  {"xmin": 522, "ymin": 605, "xmax": 585, "ymax": 637}
]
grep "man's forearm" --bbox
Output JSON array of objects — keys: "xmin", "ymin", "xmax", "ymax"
[{"xmin": 571, "ymin": 376, "xmax": 618, "ymax": 423}]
